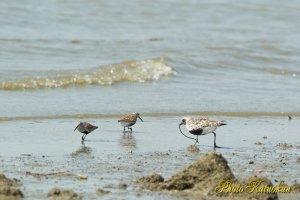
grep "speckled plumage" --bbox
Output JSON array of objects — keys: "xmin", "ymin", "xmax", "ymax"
[
  {"xmin": 118, "ymin": 112, "xmax": 143, "ymax": 132},
  {"xmin": 179, "ymin": 117, "xmax": 226, "ymax": 148},
  {"xmin": 185, "ymin": 117, "xmax": 225, "ymax": 134},
  {"xmin": 118, "ymin": 113, "xmax": 139, "ymax": 123}
]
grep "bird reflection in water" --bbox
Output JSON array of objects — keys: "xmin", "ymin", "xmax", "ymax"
[
  {"xmin": 119, "ymin": 134, "xmax": 137, "ymax": 151},
  {"xmin": 71, "ymin": 144, "xmax": 92, "ymax": 157}
]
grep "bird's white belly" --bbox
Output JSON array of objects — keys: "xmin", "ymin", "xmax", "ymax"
[
  {"xmin": 186, "ymin": 125, "xmax": 194, "ymax": 131},
  {"xmin": 202, "ymin": 126, "xmax": 217, "ymax": 135},
  {"xmin": 119, "ymin": 121, "xmax": 135, "ymax": 127}
]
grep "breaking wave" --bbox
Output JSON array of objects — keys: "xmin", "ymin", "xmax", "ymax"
[{"xmin": 0, "ymin": 57, "xmax": 173, "ymax": 90}]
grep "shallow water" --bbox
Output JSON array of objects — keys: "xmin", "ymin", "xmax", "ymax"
[{"xmin": 0, "ymin": 116, "xmax": 299, "ymax": 199}]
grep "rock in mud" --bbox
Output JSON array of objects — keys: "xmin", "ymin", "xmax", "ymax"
[
  {"xmin": 0, "ymin": 174, "xmax": 23, "ymax": 200},
  {"xmin": 137, "ymin": 152, "xmax": 278, "ymax": 200},
  {"xmin": 47, "ymin": 188, "xmax": 81, "ymax": 200}
]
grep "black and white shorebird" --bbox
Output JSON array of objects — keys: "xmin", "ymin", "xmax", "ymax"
[
  {"xmin": 179, "ymin": 117, "xmax": 226, "ymax": 148},
  {"xmin": 118, "ymin": 112, "xmax": 143, "ymax": 132},
  {"xmin": 74, "ymin": 122, "xmax": 98, "ymax": 142}
]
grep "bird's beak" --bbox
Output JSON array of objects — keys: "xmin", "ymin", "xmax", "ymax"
[
  {"xmin": 74, "ymin": 125, "xmax": 79, "ymax": 132},
  {"xmin": 179, "ymin": 121, "xmax": 184, "ymax": 126},
  {"xmin": 138, "ymin": 116, "xmax": 143, "ymax": 122}
]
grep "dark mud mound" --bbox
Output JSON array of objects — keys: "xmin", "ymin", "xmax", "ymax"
[
  {"xmin": 137, "ymin": 152, "xmax": 278, "ymax": 200},
  {"xmin": 137, "ymin": 152, "xmax": 234, "ymax": 193},
  {"xmin": 47, "ymin": 188, "xmax": 81, "ymax": 200},
  {"xmin": 0, "ymin": 174, "xmax": 23, "ymax": 200},
  {"xmin": 162, "ymin": 152, "xmax": 235, "ymax": 193}
]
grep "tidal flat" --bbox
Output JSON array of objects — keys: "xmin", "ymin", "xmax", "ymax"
[{"xmin": 0, "ymin": 116, "xmax": 299, "ymax": 199}]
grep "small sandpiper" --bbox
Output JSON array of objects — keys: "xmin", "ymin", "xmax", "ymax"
[
  {"xmin": 179, "ymin": 117, "xmax": 226, "ymax": 148},
  {"xmin": 118, "ymin": 112, "xmax": 143, "ymax": 133},
  {"xmin": 74, "ymin": 122, "xmax": 98, "ymax": 142}
]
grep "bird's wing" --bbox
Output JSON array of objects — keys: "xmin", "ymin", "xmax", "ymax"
[
  {"xmin": 186, "ymin": 118, "xmax": 204, "ymax": 131},
  {"xmin": 118, "ymin": 114, "xmax": 135, "ymax": 122},
  {"xmin": 188, "ymin": 118, "xmax": 222, "ymax": 130},
  {"xmin": 84, "ymin": 122, "xmax": 97, "ymax": 131}
]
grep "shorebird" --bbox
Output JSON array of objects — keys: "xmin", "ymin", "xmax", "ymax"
[
  {"xmin": 118, "ymin": 112, "xmax": 143, "ymax": 132},
  {"xmin": 179, "ymin": 117, "xmax": 226, "ymax": 148},
  {"xmin": 74, "ymin": 122, "xmax": 98, "ymax": 141}
]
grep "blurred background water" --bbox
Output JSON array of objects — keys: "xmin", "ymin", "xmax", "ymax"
[{"xmin": 0, "ymin": 0, "xmax": 300, "ymax": 118}]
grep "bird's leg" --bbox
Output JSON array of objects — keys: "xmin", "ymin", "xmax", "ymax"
[
  {"xmin": 129, "ymin": 127, "xmax": 132, "ymax": 133},
  {"xmin": 82, "ymin": 134, "xmax": 87, "ymax": 142},
  {"xmin": 193, "ymin": 135, "xmax": 199, "ymax": 146},
  {"xmin": 213, "ymin": 132, "xmax": 221, "ymax": 148}
]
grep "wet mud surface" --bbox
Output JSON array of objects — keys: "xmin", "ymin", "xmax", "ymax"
[{"xmin": 0, "ymin": 116, "xmax": 299, "ymax": 199}]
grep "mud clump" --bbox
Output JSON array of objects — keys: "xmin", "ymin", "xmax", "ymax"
[
  {"xmin": 137, "ymin": 152, "xmax": 235, "ymax": 193},
  {"xmin": 161, "ymin": 152, "xmax": 235, "ymax": 195},
  {"xmin": 137, "ymin": 173, "xmax": 164, "ymax": 189},
  {"xmin": 291, "ymin": 183, "xmax": 300, "ymax": 193},
  {"xmin": 0, "ymin": 174, "xmax": 23, "ymax": 200},
  {"xmin": 138, "ymin": 173, "xmax": 164, "ymax": 184},
  {"xmin": 0, "ymin": 187, "xmax": 24, "ymax": 200},
  {"xmin": 187, "ymin": 145, "xmax": 200, "ymax": 153},
  {"xmin": 276, "ymin": 143, "xmax": 293, "ymax": 149},
  {"xmin": 118, "ymin": 182, "xmax": 128, "ymax": 190},
  {"xmin": 137, "ymin": 152, "xmax": 278, "ymax": 200},
  {"xmin": 0, "ymin": 174, "xmax": 18, "ymax": 187},
  {"xmin": 47, "ymin": 188, "xmax": 81, "ymax": 200},
  {"xmin": 96, "ymin": 188, "xmax": 111, "ymax": 196}
]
